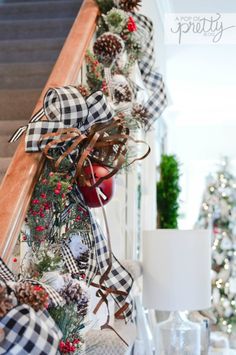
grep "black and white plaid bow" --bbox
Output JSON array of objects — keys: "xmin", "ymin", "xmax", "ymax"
[
  {"xmin": 9, "ymin": 86, "xmax": 114, "ymax": 151},
  {"xmin": 133, "ymin": 13, "xmax": 168, "ymax": 130},
  {"xmin": 0, "ymin": 305, "xmax": 62, "ymax": 355},
  {"xmin": 0, "ymin": 257, "xmax": 64, "ymax": 307}
]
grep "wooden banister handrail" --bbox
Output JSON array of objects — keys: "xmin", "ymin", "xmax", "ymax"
[{"xmin": 0, "ymin": 0, "xmax": 99, "ymax": 263}]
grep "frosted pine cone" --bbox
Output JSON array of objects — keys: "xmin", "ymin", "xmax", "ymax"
[
  {"xmin": 114, "ymin": 0, "xmax": 141, "ymax": 12},
  {"xmin": 15, "ymin": 283, "xmax": 48, "ymax": 312},
  {"xmin": 77, "ymin": 294, "xmax": 89, "ymax": 317},
  {"xmin": 0, "ymin": 284, "xmax": 14, "ymax": 317},
  {"xmin": 132, "ymin": 103, "xmax": 150, "ymax": 126},
  {"xmin": 114, "ymin": 84, "xmax": 132, "ymax": 103},
  {"xmin": 77, "ymin": 250, "xmax": 89, "ymax": 270},
  {"xmin": 60, "ymin": 280, "xmax": 83, "ymax": 305},
  {"xmin": 93, "ymin": 33, "xmax": 124, "ymax": 66}
]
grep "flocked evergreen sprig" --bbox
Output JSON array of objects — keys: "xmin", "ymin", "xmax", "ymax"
[
  {"xmin": 156, "ymin": 154, "xmax": 181, "ymax": 229},
  {"xmin": 96, "ymin": 0, "xmax": 114, "ymax": 14},
  {"xmin": 85, "ymin": 50, "xmax": 107, "ymax": 93},
  {"xmin": 103, "ymin": 8, "xmax": 128, "ymax": 34}
]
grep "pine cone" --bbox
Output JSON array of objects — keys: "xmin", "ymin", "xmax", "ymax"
[
  {"xmin": 114, "ymin": 0, "xmax": 141, "ymax": 12},
  {"xmin": 77, "ymin": 85, "xmax": 90, "ymax": 98},
  {"xmin": 132, "ymin": 103, "xmax": 150, "ymax": 126},
  {"xmin": 0, "ymin": 284, "xmax": 13, "ymax": 317},
  {"xmin": 114, "ymin": 84, "xmax": 132, "ymax": 103},
  {"xmin": 77, "ymin": 250, "xmax": 89, "ymax": 270},
  {"xmin": 60, "ymin": 280, "xmax": 83, "ymax": 305},
  {"xmin": 15, "ymin": 283, "xmax": 48, "ymax": 312},
  {"xmin": 93, "ymin": 33, "xmax": 124, "ymax": 66},
  {"xmin": 77, "ymin": 294, "xmax": 89, "ymax": 317}
]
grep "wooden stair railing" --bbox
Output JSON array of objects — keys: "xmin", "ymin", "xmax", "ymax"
[{"xmin": 0, "ymin": 0, "xmax": 99, "ymax": 263}]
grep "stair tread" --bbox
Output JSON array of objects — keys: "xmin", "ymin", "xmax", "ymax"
[
  {"xmin": 0, "ymin": 0, "xmax": 82, "ymax": 20},
  {"xmin": 0, "ymin": 17, "xmax": 75, "ymax": 40},
  {"xmin": 0, "ymin": 137, "xmax": 18, "ymax": 157},
  {"xmin": 0, "ymin": 61, "xmax": 54, "ymax": 89},
  {"xmin": 0, "ymin": 0, "xmax": 80, "ymax": 180},
  {"xmin": 0, "ymin": 88, "xmax": 41, "ymax": 121},
  {"xmin": 3, "ymin": 0, "xmax": 69, "ymax": 2},
  {"xmin": 0, "ymin": 120, "xmax": 28, "ymax": 135},
  {"xmin": 0, "ymin": 37, "xmax": 65, "ymax": 63},
  {"xmin": 0, "ymin": 61, "xmax": 54, "ymax": 73}
]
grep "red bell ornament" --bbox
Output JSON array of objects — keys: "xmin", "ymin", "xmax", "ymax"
[{"xmin": 78, "ymin": 164, "xmax": 115, "ymax": 208}]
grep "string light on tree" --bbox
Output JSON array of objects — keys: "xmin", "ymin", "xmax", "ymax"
[{"xmin": 197, "ymin": 158, "xmax": 236, "ymax": 334}]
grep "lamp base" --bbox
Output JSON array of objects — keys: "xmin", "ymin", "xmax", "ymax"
[{"xmin": 154, "ymin": 311, "xmax": 201, "ymax": 355}]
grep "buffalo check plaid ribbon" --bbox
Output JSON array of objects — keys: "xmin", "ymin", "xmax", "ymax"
[
  {"xmin": 71, "ymin": 187, "xmax": 133, "ymax": 322},
  {"xmin": 133, "ymin": 13, "xmax": 168, "ymax": 130},
  {"xmin": 9, "ymin": 86, "xmax": 114, "ymax": 151},
  {"xmin": 0, "ymin": 257, "xmax": 64, "ymax": 307},
  {"xmin": 88, "ymin": 212, "xmax": 133, "ymax": 321},
  {"xmin": 61, "ymin": 242, "xmax": 80, "ymax": 276},
  {"xmin": 0, "ymin": 305, "xmax": 62, "ymax": 355}
]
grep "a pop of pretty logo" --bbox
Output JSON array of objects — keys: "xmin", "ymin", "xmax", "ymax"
[{"xmin": 165, "ymin": 13, "xmax": 236, "ymax": 44}]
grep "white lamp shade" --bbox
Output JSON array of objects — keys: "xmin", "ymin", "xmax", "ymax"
[{"xmin": 142, "ymin": 230, "xmax": 211, "ymax": 311}]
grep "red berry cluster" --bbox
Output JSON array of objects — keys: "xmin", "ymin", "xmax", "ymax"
[
  {"xmin": 85, "ymin": 51, "xmax": 103, "ymax": 81},
  {"xmin": 28, "ymin": 172, "xmax": 73, "ymax": 240},
  {"xmin": 29, "ymin": 196, "xmax": 50, "ymax": 237},
  {"xmin": 127, "ymin": 16, "xmax": 137, "ymax": 32},
  {"xmin": 101, "ymin": 79, "xmax": 108, "ymax": 95},
  {"xmin": 59, "ymin": 339, "xmax": 80, "ymax": 353}
]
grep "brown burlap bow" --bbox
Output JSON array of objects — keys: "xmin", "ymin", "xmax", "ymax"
[{"xmin": 40, "ymin": 116, "xmax": 150, "ymax": 187}]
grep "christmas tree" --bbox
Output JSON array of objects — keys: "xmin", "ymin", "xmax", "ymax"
[{"xmin": 197, "ymin": 159, "xmax": 236, "ymax": 334}]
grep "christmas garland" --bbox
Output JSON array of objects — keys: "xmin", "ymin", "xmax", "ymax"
[
  {"xmin": 85, "ymin": 0, "xmax": 168, "ymax": 132},
  {"xmin": 2, "ymin": 0, "xmax": 168, "ymax": 354}
]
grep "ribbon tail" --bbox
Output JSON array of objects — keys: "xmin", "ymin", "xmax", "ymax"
[
  {"xmin": 0, "ymin": 257, "xmax": 16, "ymax": 282},
  {"xmin": 9, "ymin": 108, "xmax": 45, "ymax": 143},
  {"xmin": 9, "ymin": 126, "xmax": 28, "ymax": 143}
]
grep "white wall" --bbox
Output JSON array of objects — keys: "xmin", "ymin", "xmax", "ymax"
[{"xmin": 161, "ymin": 0, "xmax": 236, "ymax": 228}]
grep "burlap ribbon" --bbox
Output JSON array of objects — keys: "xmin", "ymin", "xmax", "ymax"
[{"xmin": 40, "ymin": 117, "xmax": 150, "ymax": 188}]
